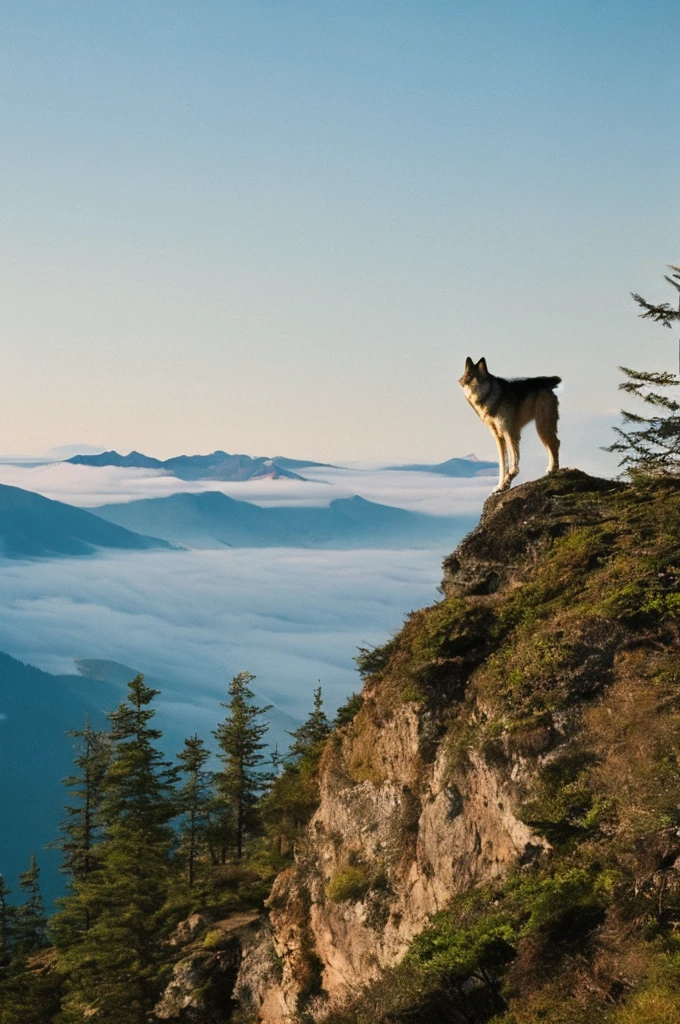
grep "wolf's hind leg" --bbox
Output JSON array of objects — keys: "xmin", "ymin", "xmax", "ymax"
[
  {"xmin": 536, "ymin": 391, "xmax": 560, "ymax": 473},
  {"xmin": 492, "ymin": 430, "xmax": 509, "ymax": 492}
]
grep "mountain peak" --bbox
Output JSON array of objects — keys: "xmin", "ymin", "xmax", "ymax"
[{"xmin": 66, "ymin": 449, "xmax": 308, "ymax": 481}]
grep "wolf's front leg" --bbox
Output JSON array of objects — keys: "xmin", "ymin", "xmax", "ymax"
[
  {"xmin": 492, "ymin": 432, "xmax": 508, "ymax": 492},
  {"xmin": 506, "ymin": 434, "xmax": 520, "ymax": 484}
]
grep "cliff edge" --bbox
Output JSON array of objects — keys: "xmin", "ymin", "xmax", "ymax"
[{"xmin": 234, "ymin": 469, "xmax": 680, "ymax": 1023}]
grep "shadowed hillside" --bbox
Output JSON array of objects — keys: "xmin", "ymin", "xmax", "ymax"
[
  {"xmin": 93, "ymin": 492, "xmax": 475, "ymax": 549},
  {"xmin": 0, "ymin": 653, "xmax": 119, "ymax": 905},
  {"xmin": 0, "ymin": 653, "xmax": 302, "ymax": 909},
  {"xmin": 0, "ymin": 483, "xmax": 171, "ymax": 558}
]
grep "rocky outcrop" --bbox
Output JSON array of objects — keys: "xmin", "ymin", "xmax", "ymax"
[
  {"xmin": 236, "ymin": 704, "xmax": 547, "ymax": 1020},
  {"xmin": 441, "ymin": 468, "xmax": 621, "ymax": 597},
  {"xmin": 162, "ymin": 471, "xmax": 680, "ymax": 1023},
  {"xmin": 235, "ymin": 468, "xmax": 659, "ymax": 1019},
  {"xmin": 155, "ymin": 912, "xmax": 259, "ymax": 1022},
  {"xmin": 234, "ymin": 476, "xmax": 619, "ymax": 1021}
]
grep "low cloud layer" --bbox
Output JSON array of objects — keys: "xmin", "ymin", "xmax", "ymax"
[
  {"xmin": 0, "ymin": 460, "xmax": 494, "ymax": 515},
  {"xmin": 0, "ymin": 547, "xmax": 445, "ymax": 725}
]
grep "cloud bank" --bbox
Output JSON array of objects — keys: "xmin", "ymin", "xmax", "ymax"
[
  {"xmin": 0, "ymin": 547, "xmax": 445, "ymax": 724},
  {"xmin": 0, "ymin": 461, "xmax": 495, "ymax": 514}
]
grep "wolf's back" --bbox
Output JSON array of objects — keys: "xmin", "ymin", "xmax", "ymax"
[{"xmin": 500, "ymin": 375, "xmax": 562, "ymax": 401}]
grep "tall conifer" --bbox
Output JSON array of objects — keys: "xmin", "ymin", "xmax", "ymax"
[
  {"xmin": 14, "ymin": 855, "xmax": 47, "ymax": 956},
  {"xmin": 177, "ymin": 734, "xmax": 212, "ymax": 886},
  {"xmin": 262, "ymin": 687, "xmax": 331, "ymax": 858},
  {"xmin": 288, "ymin": 686, "xmax": 331, "ymax": 759},
  {"xmin": 0, "ymin": 864, "xmax": 61, "ymax": 1024},
  {"xmin": 51, "ymin": 716, "xmax": 111, "ymax": 946},
  {"xmin": 58, "ymin": 676, "xmax": 177, "ymax": 1024},
  {"xmin": 213, "ymin": 672, "xmax": 272, "ymax": 860}
]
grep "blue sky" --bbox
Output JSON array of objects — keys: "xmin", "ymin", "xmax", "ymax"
[{"xmin": 1, "ymin": 1, "xmax": 677, "ymax": 462}]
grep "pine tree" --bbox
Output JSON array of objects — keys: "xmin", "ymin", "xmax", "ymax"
[
  {"xmin": 177, "ymin": 734, "xmax": 212, "ymax": 887},
  {"xmin": 58, "ymin": 716, "xmax": 110, "ymax": 882},
  {"xmin": 607, "ymin": 266, "xmax": 680, "ymax": 475},
  {"xmin": 50, "ymin": 715, "xmax": 111, "ymax": 946},
  {"xmin": 0, "ymin": 957, "xmax": 61, "ymax": 1024},
  {"xmin": 631, "ymin": 265, "xmax": 680, "ymax": 328},
  {"xmin": 14, "ymin": 855, "xmax": 47, "ymax": 956},
  {"xmin": 288, "ymin": 686, "xmax": 331, "ymax": 760},
  {"xmin": 58, "ymin": 676, "xmax": 177, "ymax": 1024},
  {"xmin": 262, "ymin": 687, "xmax": 331, "ymax": 860},
  {"xmin": 213, "ymin": 672, "xmax": 272, "ymax": 860},
  {"xmin": 0, "ymin": 865, "xmax": 61, "ymax": 1024}
]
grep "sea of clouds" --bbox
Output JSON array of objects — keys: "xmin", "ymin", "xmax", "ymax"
[
  {"xmin": 0, "ymin": 460, "xmax": 491, "ymax": 737},
  {"xmin": 0, "ymin": 545, "xmax": 445, "ymax": 727}
]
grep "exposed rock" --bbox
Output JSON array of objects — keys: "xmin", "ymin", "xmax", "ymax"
[
  {"xmin": 441, "ymin": 469, "xmax": 622, "ymax": 597},
  {"xmin": 155, "ymin": 912, "xmax": 259, "ymax": 1022},
  {"xmin": 236, "ymin": 702, "xmax": 548, "ymax": 1020},
  {"xmin": 168, "ymin": 912, "xmax": 207, "ymax": 947}
]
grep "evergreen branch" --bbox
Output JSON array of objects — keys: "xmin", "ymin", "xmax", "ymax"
[
  {"xmin": 618, "ymin": 366, "xmax": 680, "ymax": 389},
  {"xmin": 631, "ymin": 293, "xmax": 679, "ymax": 327}
]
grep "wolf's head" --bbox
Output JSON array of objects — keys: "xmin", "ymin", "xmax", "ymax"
[{"xmin": 458, "ymin": 357, "xmax": 490, "ymax": 399}]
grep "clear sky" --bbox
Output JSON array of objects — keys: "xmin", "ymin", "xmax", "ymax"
[{"xmin": 1, "ymin": 0, "xmax": 677, "ymax": 462}]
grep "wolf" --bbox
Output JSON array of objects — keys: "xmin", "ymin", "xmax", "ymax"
[{"xmin": 459, "ymin": 357, "xmax": 561, "ymax": 492}]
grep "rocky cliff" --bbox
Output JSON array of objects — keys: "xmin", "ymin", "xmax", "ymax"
[{"xmin": 220, "ymin": 471, "xmax": 680, "ymax": 1022}]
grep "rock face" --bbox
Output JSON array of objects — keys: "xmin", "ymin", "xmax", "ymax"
[
  {"xmin": 234, "ymin": 474, "xmax": 621, "ymax": 1021},
  {"xmin": 236, "ymin": 718, "xmax": 546, "ymax": 1020},
  {"xmin": 155, "ymin": 912, "xmax": 259, "ymax": 1023}
]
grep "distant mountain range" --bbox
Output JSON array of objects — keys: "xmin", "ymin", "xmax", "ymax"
[
  {"xmin": 0, "ymin": 483, "xmax": 172, "ymax": 558},
  {"xmin": 386, "ymin": 455, "xmax": 497, "ymax": 477},
  {"xmin": 66, "ymin": 449, "xmax": 334, "ymax": 481},
  {"xmin": 0, "ymin": 482, "xmax": 476, "ymax": 558},
  {"xmin": 62, "ymin": 447, "xmax": 497, "ymax": 480},
  {"xmin": 93, "ymin": 492, "xmax": 475, "ymax": 549},
  {"xmin": 0, "ymin": 651, "xmax": 300, "ymax": 907}
]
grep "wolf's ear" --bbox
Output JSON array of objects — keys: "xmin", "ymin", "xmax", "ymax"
[
  {"xmin": 476, "ymin": 357, "xmax": 488, "ymax": 376},
  {"xmin": 464, "ymin": 356, "xmax": 474, "ymax": 373}
]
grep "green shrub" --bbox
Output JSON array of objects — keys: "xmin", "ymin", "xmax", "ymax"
[
  {"xmin": 399, "ymin": 682, "xmax": 426, "ymax": 704},
  {"xmin": 407, "ymin": 915, "xmax": 516, "ymax": 978},
  {"xmin": 203, "ymin": 928, "xmax": 228, "ymax": 949},
  {"xmin": 610, "ymin": 986, "xmax": 680, "ymax": 1024},
  {"xmin": 334, "ymin": 692, "xmax": 364, "ymax": 726},
  {"xmin": 354, "ymin": 639, "xmax": 397, "ymax": 679},
  {"xmin": 406, "ymin": 599, "xmax": 491, "ymax": 661},
  {"xmin": 326, "ymin": 867, "xmax": 372, "ymax": 903}
]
